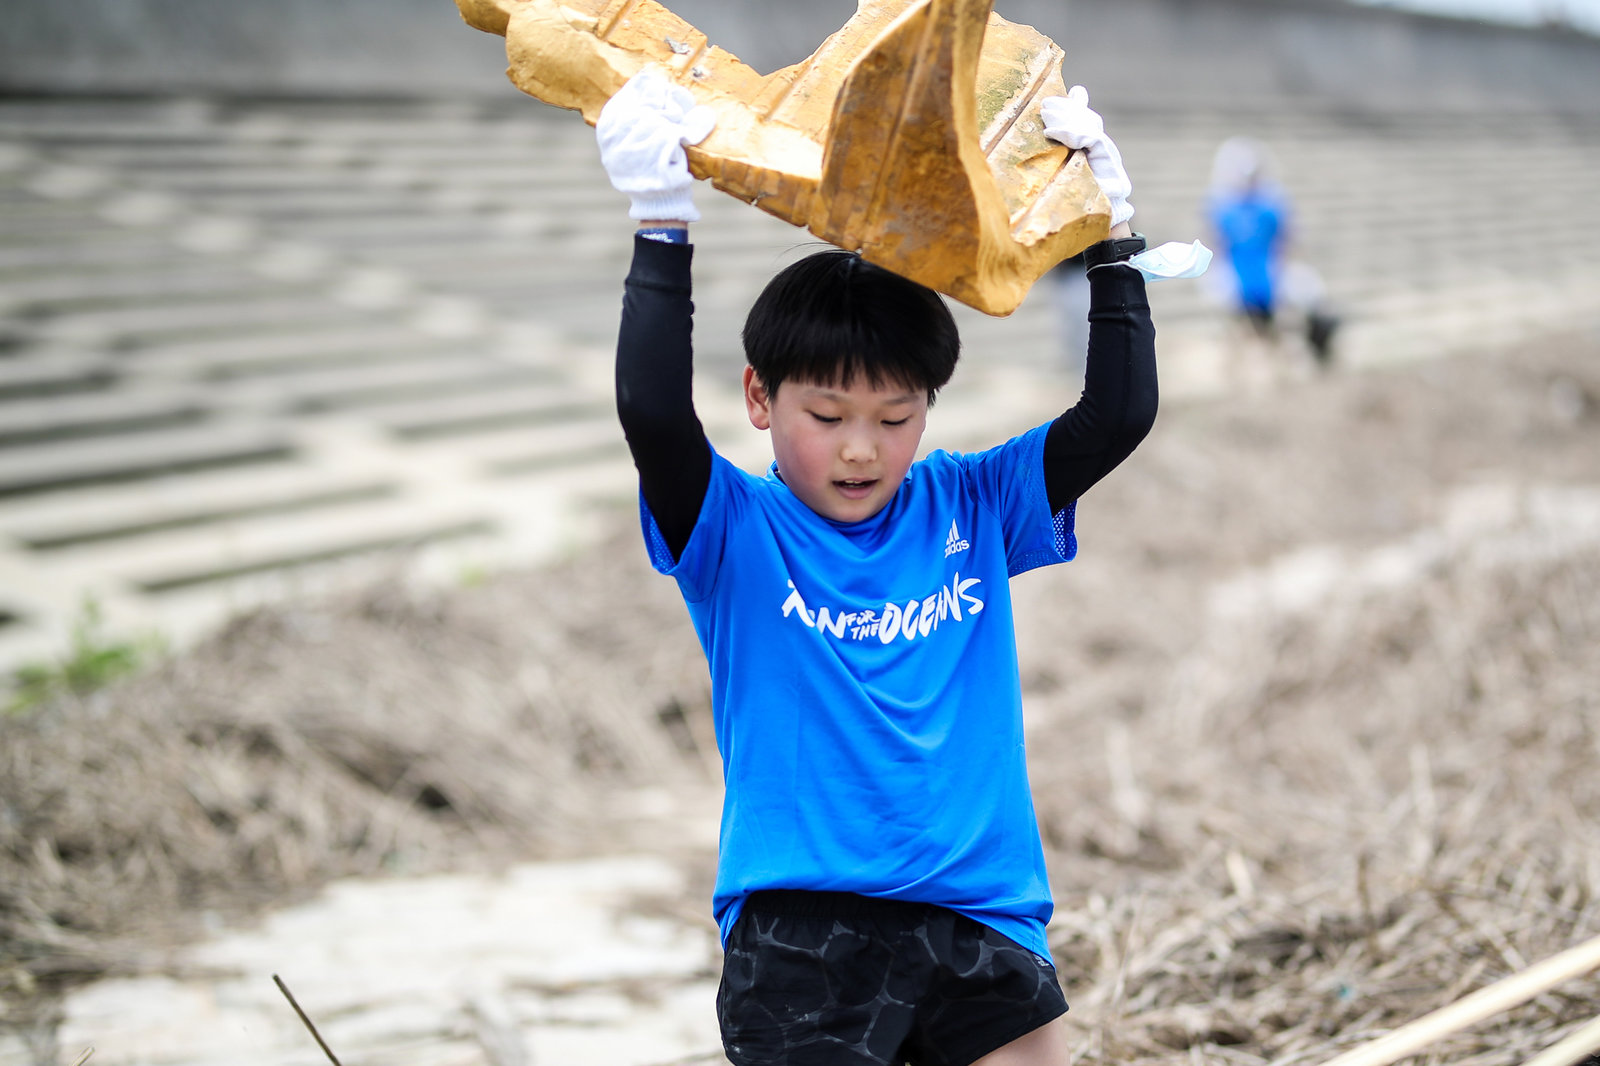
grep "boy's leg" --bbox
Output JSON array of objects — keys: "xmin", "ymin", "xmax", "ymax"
[{"xmin": 968, "ymin": 1016, "xmax": 1070, "ymax": 1066}]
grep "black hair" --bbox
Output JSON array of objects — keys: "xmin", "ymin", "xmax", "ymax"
[{"xmin": 741, "ymin": 249, "xmax": 959, "ymax": 403}]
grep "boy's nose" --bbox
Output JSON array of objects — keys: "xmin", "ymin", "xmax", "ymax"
[{"xmin": 840, "ymin": 431, "xmax": 876, "ymax": 463}]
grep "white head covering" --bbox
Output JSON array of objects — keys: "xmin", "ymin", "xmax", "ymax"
[{"xmin": 1209, "ymin": 136, "xmax": 1277, "ymax": 194}]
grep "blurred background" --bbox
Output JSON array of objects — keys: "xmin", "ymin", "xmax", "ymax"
[
  {"xmin": 1, "ymin": 0, "xmax": 1598, "ymax": 673},
  {"xmin": 2, "ymin": 4, "xmax": 1600, "ymax": 1065}
]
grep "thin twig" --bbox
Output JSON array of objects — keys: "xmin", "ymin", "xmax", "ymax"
[
  {"xmin": 273, "ymin": 974, "xmax": 344, "ymax": 1066},
  {"xmin": 68, "ymin": 1049, "xmax": 94, "ymax": 1066}
]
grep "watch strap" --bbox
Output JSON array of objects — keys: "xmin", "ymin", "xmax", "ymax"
[{"xmin": 1082, "ymin": 232, "xmax": 1148, "ymax": 271}]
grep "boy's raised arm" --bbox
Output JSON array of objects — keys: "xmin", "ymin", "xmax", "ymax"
[
  {"xmin": 1038, "ymin": 87, "xmax": 1159, "ymax": 515},
  {"xmin": 600, "ymin": 70, "xmax": 717, "ymax": 561}
]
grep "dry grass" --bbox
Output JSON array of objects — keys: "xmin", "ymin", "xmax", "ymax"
[
  {"xmin": 1014, "ymin": 334, "xmax": 1600, "ymax": 1064},
  {"xmin": 1029, "ymin": 543, "xmax": 1600, "ymax": 1065},
  {"xmin": 3, "ymin": 333, "xmax": 1599, "ymax": 1065},
  {"xmin": 0, "ymin": 546, "xmax": 709, "ymax": 994}
]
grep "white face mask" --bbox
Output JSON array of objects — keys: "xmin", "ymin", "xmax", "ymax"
[{"xmin": 1127, "ymin": 240, "xmax": 1214, "ymax": 282}]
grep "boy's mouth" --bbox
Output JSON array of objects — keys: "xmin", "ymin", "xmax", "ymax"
[{"xmin": 834, "ymin": 478, "xmax": 877, "ymax": 499}]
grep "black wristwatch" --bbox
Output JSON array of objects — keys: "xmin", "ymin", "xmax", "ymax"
[{"xmin": 1082, "ymin": 232, "xmax": 1147, "ymax": 271}]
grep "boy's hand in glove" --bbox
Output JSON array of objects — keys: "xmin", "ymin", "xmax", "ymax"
[
  {"xmin": 595, "ymin": 67, "xmax": 717, "ymax": 222},
  {"xmin": 1041, "ymin": 85, "xmax": 1135, "ymax": 228}
]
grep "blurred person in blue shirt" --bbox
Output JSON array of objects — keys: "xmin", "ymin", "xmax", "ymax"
[{"xmin": 1206, "ymin": 136, "xmax": 1339, "ymax": 368}]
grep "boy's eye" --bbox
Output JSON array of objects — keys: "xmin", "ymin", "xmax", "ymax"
[
  {"xmin": 810, "ymin": 412, "xmax": 841, "ymax": 424},
  {"xmin": 882, "ymin": 416, "xmax": 911, "ymax": 427}
]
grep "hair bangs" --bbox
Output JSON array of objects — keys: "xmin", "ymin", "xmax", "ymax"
[{"xmin": 743, "ymin": 249, "xmax": 959, "ymax": 402}]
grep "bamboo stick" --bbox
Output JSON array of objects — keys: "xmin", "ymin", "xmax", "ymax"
[
  {"xmin": 1317, "ymin": 932, "xmax": 1600, "ymax": 1066},
  {"xmin": 1520, "ymin": 1013, "xmax": 1600, "ymax": 1066}
]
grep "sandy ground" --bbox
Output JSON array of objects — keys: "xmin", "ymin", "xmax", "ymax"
[{"xmin": 4, "ymin": 329, "xmax": 1599, "ymax": 1065}]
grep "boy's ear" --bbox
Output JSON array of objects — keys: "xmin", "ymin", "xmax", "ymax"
[{"xmin": 743, "ymin": 366, "xmax": 773, "ymax": 430}]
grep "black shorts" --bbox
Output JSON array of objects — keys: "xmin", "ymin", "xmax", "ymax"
[{"xmin": 717, "ymin": 890, "xmax": 1068, "ymax": 1066}]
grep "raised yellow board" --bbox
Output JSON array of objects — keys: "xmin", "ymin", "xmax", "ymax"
[{"xmin": 455, "ymin": 0, "xmax": 1109, "ymax": 315}]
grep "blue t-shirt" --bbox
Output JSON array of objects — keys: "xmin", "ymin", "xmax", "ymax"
[
  {"xmin": 1208, "ymin": 185, "xmax": 1288, "ymax": 313},
  {"xmin": 641, "ymin": 422, "xmax": 1075, "ymax": 960}
]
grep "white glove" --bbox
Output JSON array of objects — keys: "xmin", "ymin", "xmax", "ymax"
[
  {"xmin": 1041, "ymin": 85, "xmax": 1134, "ymax": 228},
  {"xmin": 595, "ymin": 68, "xmax": 717, "ymax": 222}
]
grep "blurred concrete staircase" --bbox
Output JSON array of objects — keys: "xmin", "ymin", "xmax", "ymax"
[{"xmin": 1, "ymin": 94, "xmax": 1598, "ymax": 669}]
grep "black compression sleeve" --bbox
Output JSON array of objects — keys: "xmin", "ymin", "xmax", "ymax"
[
  {"xmin": 1043, "ymin": 264, "xmax": 1158, "ymax": 514},
  {"xmin": 615, "ymin": 235, "xmax": 712, "ymax": 562}
]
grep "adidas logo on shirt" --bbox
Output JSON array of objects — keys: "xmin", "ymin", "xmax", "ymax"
[{"xmin": 944, "ymin": 519, "xmax": 971, "ymax": 559}]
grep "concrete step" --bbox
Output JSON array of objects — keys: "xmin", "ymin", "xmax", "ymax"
[
  {"xmin": 0, "ymin": 264, "xmax": 284, "ymax": 310},
  {"xmin": 213, "ymin": 357, "xmax": 559, "ymax": 414},
  {"xmin": 0, "ymin": 421, "xmax": 293, "ymax": 497},
  {"xmin": 39, "ymin": 494, "xmax": 496, "ymax": 594},
  {"xmin": 60, "ymin": 140, "xmax": 564, "ymax": 174},
  {"xmin": 364, "ymin": 383, "xmax": 612, "ymax": 441},
  {"xmin": 157, "ymin": 170, "xmax": 623, "ymax": 209},
  {"xmin": 0, "ymin": 233, "xmax": 181, "ymax": 273},
  {"xmin": 35, "ymin": 294, "xmax": 374, "ymax": 347},
  {"xmin": 254, "ymin": 213, "xmax": 515, "ymax": 246},
  {"xmin": 132, "ymin": 325, "xmax": 469, "ymax": 379},
  {"xmin": 0, "ymin": 464, "xmax": 397, "ymax": 550},
  {"xmin": 0, "ymin": 205, "xmax": 137, "ymax": 238},
  {"xmin": 0, "ymin": 388, "xmax": 208, "ymax": 446},
  {"xmin": 102, "ymin": 166, "xmax": 382, "ymax": 194},
  {"xmin": 0, "ymin": 353, "xmax": 117, "ymax": 397},
  {"xmin": 428, "ymin": 417, "xmax": 631, "ymax": 477},
  {"xmin": 363, "ymin": 233, "xmax": 630, "ymax": 275}
]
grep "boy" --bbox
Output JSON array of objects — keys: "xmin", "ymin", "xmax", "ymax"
[{"xmin": 602, "ymin": 70, "xmax": 1157, "ymax": 1066}]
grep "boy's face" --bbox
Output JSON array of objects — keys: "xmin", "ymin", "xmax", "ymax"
[{"xmin": 743, "ymin": 367, "xmax": 928, "ymax": 523}]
